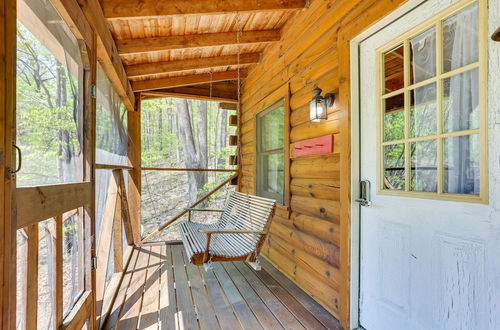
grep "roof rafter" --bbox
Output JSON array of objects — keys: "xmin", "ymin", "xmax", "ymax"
[
  {"xmin": 102, "ymin": 0, "xmax": 307, "ymax": 19},
  {"xmin": 141, "ymin": 84, "xmax": 238, "ymax": 103},
  {"xmin": 117, "ymin": 30, "xmax": 280, "ymax": 55},
  {"xmin": 131, "ymin": 70, "xmax": 247, "ymax": 92},
  {"xmin": 78, "ymin": 0, "xmax": 136, "ymax": 111},
  {"xmin": 126, "ymin": 53, "xmax": 261, "ymax": 78}
]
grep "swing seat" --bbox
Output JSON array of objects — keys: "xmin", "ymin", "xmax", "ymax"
[{"xmin": 178, "ymin": 191, "xmax": 276, "ymax": 268}]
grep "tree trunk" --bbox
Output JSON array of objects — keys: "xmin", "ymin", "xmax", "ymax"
[
  {"xmin": 56, "ymin": 63, "xmax": 72, "ymax": 182},
  {"xmin": 159, "ymin": 107, "xmax": 163, "ymax": 151},
  {"xmin": 196, "ymin": 100, "xmax": 208, "ymax": 188},
  {"xmin": 175, "ymin": 98, "xmax": 206, "ymax": 204},
  {"xmin": 218, "ymin": 110, "xmax": 227, "ymax": 167}
]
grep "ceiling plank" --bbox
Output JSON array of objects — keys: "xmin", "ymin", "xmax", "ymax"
[
  {"xmin": 102, "ymin": 0, "xmax": 307, "ymax": 19},
  {"xmin": 141, "ymin": 87, "xmax": 237, "ymax": 103},
  {"xmin": 126, "ymin": 53, "xmax": 260, "ymax": 78},
  {"xmin": 117, "ymin": 30, "xmax": 280, "ymax": 55},
  {"xmin": 131, "ymin": 70, "xmax": 247, "ymax": 92},
  {"xmin": 78, "ymin": 0, "xmax": 135, "ymax": 111}
]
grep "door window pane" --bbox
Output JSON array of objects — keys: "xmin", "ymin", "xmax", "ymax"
[
  {"xmin": 16, "ymin": 0, "xmax": 85, "ymax": 187},
  {"xmin": 443, "ymin": 69, "xmax": 479, "ymax": 133},
  {"xmin": 384, "ymin": 143, "xmax": 405, "ymax": 190},
  {"xmin": 411, "ymin": 140, "xmax": 437, "ymax": 192},
  {"xmin": 443, "ymin": 3, "xmax": 478, "ymax": 73},
  {"xmin": 410, "ymin": 83, "xmax": 437, "ymax": 137},
  {"xmin": 384, "ymin": 93, "xmax": 405, "ymax": 142},
  {"xmin": 378, "ymin": 1, "xmax": 484, "ymax": 200},
  {"xmin": 383, "ymin": 44, "xmax": 404, "ymax": 93},
  {"xmin": 444, "ymin": 134, "xmax": 480, "ymax": 194},
  {"xmin": 410, "ymin": 27, "xmax": 436, "ymax": 84}
]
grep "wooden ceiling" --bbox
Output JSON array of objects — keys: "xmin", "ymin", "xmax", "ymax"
[{"xmin": 100, "ymin": 0, "xmax": 306, "ymax": 102}]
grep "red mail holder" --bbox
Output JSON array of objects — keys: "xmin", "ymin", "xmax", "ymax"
[{"xmin": 292, "ymin": 134, "xmax": 333, "ymax": 158}]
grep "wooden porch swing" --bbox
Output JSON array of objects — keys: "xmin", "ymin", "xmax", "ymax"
[
  {"xmin": 178, "ymin": 191, "xmax": 276, "ymax": 271},
  {"xmin": 175, "ymin": 14, "xmax": 276, "ymax": 272}
]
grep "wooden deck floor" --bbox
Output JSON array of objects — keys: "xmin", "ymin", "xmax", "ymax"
[{"xmin": 104, "ymin": 244, "xmax": 341, "ymax": 330}]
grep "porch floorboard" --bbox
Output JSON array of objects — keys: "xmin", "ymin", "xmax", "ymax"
[{"xmin": 107, "ymin": 244, "xmax": 341, "ymax": 329}]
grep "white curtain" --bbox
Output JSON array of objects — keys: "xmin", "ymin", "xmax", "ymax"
[
  {"xmin": 410, "ymin": 28, "xmax": 437, "ymax": 191},
  {"xmin": 444, "ymin": 4, "xmax": 479, "ymax": 194}
]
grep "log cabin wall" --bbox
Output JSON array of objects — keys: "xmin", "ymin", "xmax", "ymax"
[{"xmin": 238, "ymin": 0, "xmax": 407, "ymax": 327}]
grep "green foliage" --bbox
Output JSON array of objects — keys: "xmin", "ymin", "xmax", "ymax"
[{"xmin": 16, "ymin": 24, "xmax": 83, "ymax": 186}]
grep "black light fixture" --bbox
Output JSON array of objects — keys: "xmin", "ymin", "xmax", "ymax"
[
  {"xmin": 492, "ymin": 27, "xmax": 500, "ymax": 42},
  {"xmin": 309, "ymin": 86, "xmax": 334, "ymax": 122}
]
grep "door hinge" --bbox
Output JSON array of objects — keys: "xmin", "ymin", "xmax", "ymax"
[
  {"xmin": 91, "ymin": 256, "xmax": 97, "ymax": 270},
  {"xmin": 91, "ymin": 84, "xmax": 97, "ymax": 98}
]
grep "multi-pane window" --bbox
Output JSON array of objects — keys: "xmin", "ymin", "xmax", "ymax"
[
  {"xmin": 379, "ymin": 1, "xmax": 486, "ymax": 201},
  {"xmin": 256, "ymin": 101, "xmax": 285, "ymax": 204}
]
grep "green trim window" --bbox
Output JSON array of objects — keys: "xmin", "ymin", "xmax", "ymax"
[
  {"xmin": 378, "ymin": 0, "xmax": 487, "ymax": 203},
  {"xmin": 256, "ymin": 101, "xmax": 285, "ymax": 204}
]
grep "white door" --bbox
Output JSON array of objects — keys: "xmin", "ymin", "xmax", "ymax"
[{"xmin": 358, "ymin": 0, "xmax": 500, "ymax": 329}]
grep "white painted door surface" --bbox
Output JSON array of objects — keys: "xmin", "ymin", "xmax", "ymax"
[{"xmin": 358, "ymin": 0, "xmax": 500, "ymax": 329}]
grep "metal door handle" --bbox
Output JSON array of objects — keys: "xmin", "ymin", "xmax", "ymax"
[
  {"xmin": 355, "ymin": 180, "xmax": 371, "ymax": 207},
  {"xmin": 12, "ymin": 144, "xmax": 22, "ymax": 174}
]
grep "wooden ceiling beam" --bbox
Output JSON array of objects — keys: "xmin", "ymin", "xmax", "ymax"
[
  {"xmin": 117, "ymin": 30, "xmax": 280, "ymax": 55},
  {"xmin": 102, "ymin": 0, "xmax": 307, "ymax": 19},
  {"xmin": 78, "ymin": 0, "xmax": 135, "ymax": 111},
  {"xmin": 131, "ymin": 70, "xmax": 247, "ymax": 92},
  {"xmin": 126, "ymin": 53, "xmax": 260, "ymax": 78},
  {"xmin": 141, "ymin": 88, "xmax": 237, "ymax": 103}
]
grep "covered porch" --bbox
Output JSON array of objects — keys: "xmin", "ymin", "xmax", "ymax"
[
  {"xmin": 1, "ymin": 0, "xmax": 499, "ymax": 329},
  {"xmin": 103, "ymin": 244, "xmax": 340, "ymax": 329}
]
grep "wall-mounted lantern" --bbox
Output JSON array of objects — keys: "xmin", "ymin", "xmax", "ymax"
[
  {"xmin": 309, "ymin": 86, "xmax": 334, "ymax": 122},
  {"xmin": 492, "ymin": 27, "xmax": 500, "ymax": 41}
]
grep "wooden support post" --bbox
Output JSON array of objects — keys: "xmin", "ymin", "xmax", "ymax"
[
  {"xmin": 128, "ymin": 93, "xmax": 142, "ymax": 244},
  {"xmin": 115, "ymin": 169, "xmax": 134, "ymax": 245},
  {"xmin": 50, "ymin": 215, "xmax": 64, "ymax": 328},
  {"xmin": 25, "ymin": 224, "xmax": 39, "ymax": 330},
  {"xmin": 1, "ymin": 0, "xmax": 17, "ymax": 328},
  {"xmin": 83, "ymin": 32, "xmax": 97, "ymax": 330},
  {"xmin": 113, "ymin": 185, "xmax": 123, "ymax": 272},
  {"xmin": 284, "ymin": 83, "xmax": 291, "ymax": 207},
  {"xmin": 95, "ymin": 173, "xmax": 118, "ymax": 320}
]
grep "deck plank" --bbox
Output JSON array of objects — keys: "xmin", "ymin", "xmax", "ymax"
[
  {"xmin": 201, "ymin": 266, "xmax": 241, "ymax": 330},
  {"xmin": 138, "ymin": 245, "xmax": 162, "ymax": 329},
  {"xmin": 221, "ymin": 262, "xmax": 284, "ymax": 329},
  {"xmin": 185, "ymin": 261, "xmax": 220, "ymax": 329},
  {"xmin": 171, "ymin": 245, "xmax": 198, "ymax": 330},
  {"xmin": 111, "ymin": 245, "xmax": 339, "ymax": 330},
  {"xmin": 260, "ymin": 258, "xmax": 342, "ymax": 329},
  {"xmin": 117, "ymin": 246, "xmax": 151, "ymax": 329},
  {"xmin": 104, "ymin": 248, "xmax": 139, "ymax": 329},
  {"xmin": 232, "ymin": 261, "xmax": 305, "ymax": 330},
  {"xmin": 243, "ymin": 263, "xmax": 326, "ymax": 329},
  {"xmin": 159, "ymin": 245, "xmax": 177, "ymax": 330},
  {"xmin": 212, "ymin": 262, "xmax": 263, "ymax": 330}
]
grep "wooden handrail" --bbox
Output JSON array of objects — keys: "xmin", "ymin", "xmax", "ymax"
[
  {"xmin": 95, "ymin": 163, "xmax": 133, "ymax": 170},
  {"xmin": 142, "ymin": 173, "xmax": 238, "ymax": 242},
  {"xmin": 141, "ymin": 167, "xmax": 237, "ymax": 172}
]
